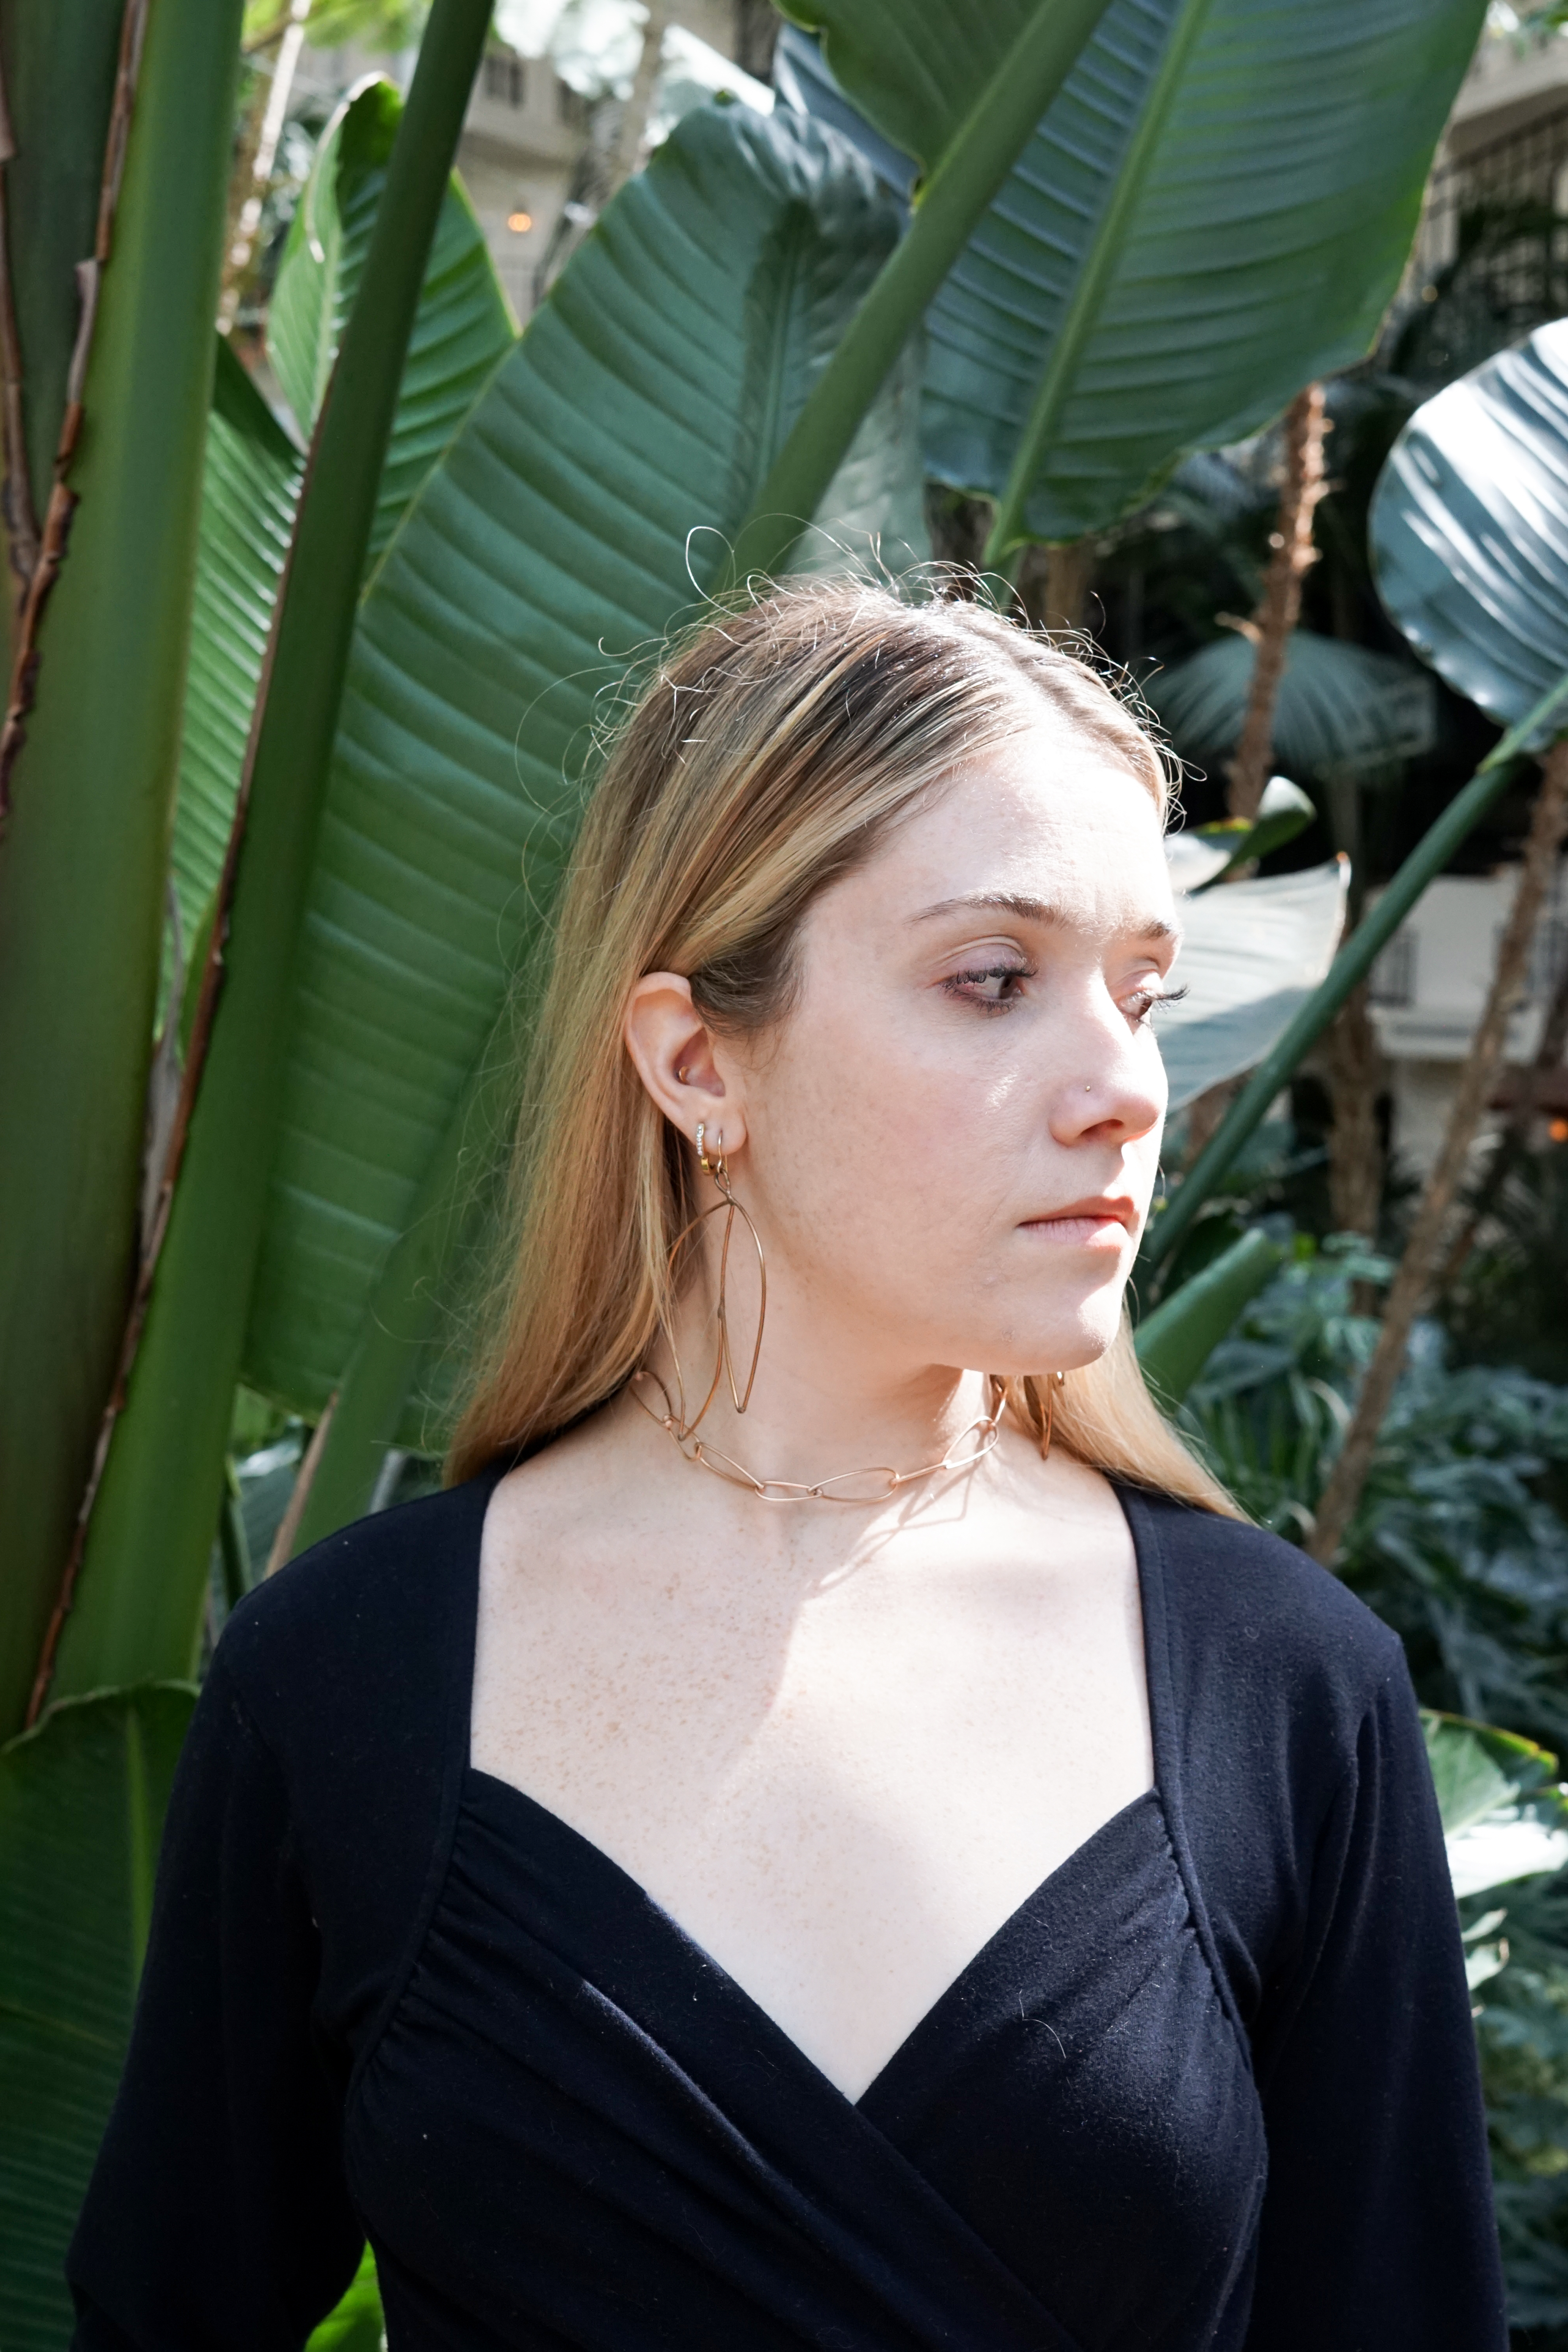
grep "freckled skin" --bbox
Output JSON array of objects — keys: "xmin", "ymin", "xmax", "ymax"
[{"xmin": 474, "ymin": 729, "xmax": 1180, "ymax": 2102}]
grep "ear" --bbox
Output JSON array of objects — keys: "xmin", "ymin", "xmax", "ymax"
[{"xmin": 623, "ymin": 972, "xmax": 749, "ymax": 1156}]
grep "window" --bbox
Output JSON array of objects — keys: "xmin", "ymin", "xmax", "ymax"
[
  {"xmin": 483, "ymin": 54, "xmax": 525, "ymax": 107},
  {"xmin": 1370, "ymin": 930, "xmax": 1417, "ymax": 1010}
]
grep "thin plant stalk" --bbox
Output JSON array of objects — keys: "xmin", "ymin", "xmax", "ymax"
[{"xmin": 1307, "ymin": 737, "xmax": 1568, "ymax": 1567}]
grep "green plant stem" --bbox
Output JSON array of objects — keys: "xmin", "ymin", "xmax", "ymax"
[
  {"xmin": 0, "ymin": 0, "xmax": 243, "ymax": 1741},
  {"xmin": 1141, "ymin": 670, "xmax": 1568, "ymax": 1283},
  {"xmin": 728, "ymin": 0, "xmax": 1116, "ymax": 583},
  {"xmin": 46, "ymin": 0, "xmax": 494, "ymax": 1705}
]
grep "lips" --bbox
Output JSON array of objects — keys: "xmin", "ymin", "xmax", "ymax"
[{"xmin": 1019, "ymin": 1198, "xmax": 1136, "ymax": 1245}]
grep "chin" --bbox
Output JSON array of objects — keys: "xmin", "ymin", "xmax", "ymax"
[{"xmin": 975, "ymin": 1288, "xmax": 1129, "ymax": 1382}]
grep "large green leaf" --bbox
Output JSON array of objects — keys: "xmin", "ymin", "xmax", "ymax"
[
  {"xmin": 1147, "ymin": 630, "xmax": 1438, "ymax": 784},
  {"xmin": 241, "ymin": 100, "xmax": 917, "ymax": 1436},
  {"xmin": 1135, "ymin": 1227, "xmax": 1282, "ymax": 1405},
  {"xmin": 0, "ymin": 1, "xmax": 123, "ymax": 530},
  {"xmin": 169, "ymin": 80, "xmax": 517, "ymax": 945},
  {"xmin": 1370, "ymin": 317, "xmax": 1568, "ymax": 739},
  {"xmin": 785, "ymin": 0, "xmax": 1488, "ymax": 551},
  {"xmin": 0, "ymin": 0, "xmax": 244, "ymax": 1739},
  {"xmin": 728, "ymin": 0, "xmax": 1118, "ymax": 579},
  {"xmin": 1168, "ymin": 776, "xmax": 1318, "ymax": 892},
  {"xmin": 57, "ymin": 0, "xmax": 498, "ymax": 1702},
  {"xmin": 269, "ymin": 75, "xmax": 518, "ymax": 568},
  {"xmin": 781, "ymin": 0, "xmax": 1037, "ymax": 177},
  {"xmin": 170, "ymin": 343, "xmax": 304, "ymax": 944},
  {"xmin": 0, "ymin": 1684, "xmax": 196, "ymax": 2352},
  {"xmin": 1424, "ymin": 1710, "xmax": 1568, "ymax": 1900},
  {"xmin": 1157, "ymin": 860, "xmax": 1347, "ymax": 1112}
]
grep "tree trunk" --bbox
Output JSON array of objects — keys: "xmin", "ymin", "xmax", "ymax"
[
  {"xmin": 1439, "ymin": 938, "xmax": 1568, "ymax": 1290},
  {"xmin": 1307, "ymin": 738, "xmax": 1568, "ymax": 1567},
  {"xmin": 219, "ymin": 0, "xmax": 311, "ymax": 332},
  {"xmin": 1227, "ymin": 383, "xmax": 1328, "ymax": 824},
  {"xmin": 1324, "ymin": 981, "xmax": 1383, "ymax": 1237},
  {"xmin": 1023, "ymin": 536, "xmax": 1094, "ymax": 633},
  {"xmin": 606, "ymin": 2, "xmax": 669, "ymax": 197}
]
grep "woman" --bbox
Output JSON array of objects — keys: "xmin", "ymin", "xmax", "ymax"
[{"xmin": 70, "ymin": 583, "xmax": 1504, "ymax": 2351}]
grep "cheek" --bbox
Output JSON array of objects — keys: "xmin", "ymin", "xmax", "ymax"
[{"xmin": 756, "ymin": 992, "xmax": 1010, "ymax": 1248}]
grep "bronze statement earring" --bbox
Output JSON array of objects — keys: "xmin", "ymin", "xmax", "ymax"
[
  {"xmin": 635, "ymin": 1123, "xmax": 766, "ymax": 1448},
  {"xmin": 1043, "ymin": 1367, "xmax": 1066, "ymax": 1459}
]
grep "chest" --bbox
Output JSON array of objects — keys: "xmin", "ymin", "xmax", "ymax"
[{"xmin": 470, "ymin": 1496, "xmax": 1153, "ymax": 2098}]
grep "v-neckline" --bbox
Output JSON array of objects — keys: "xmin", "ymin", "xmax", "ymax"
[
  {"xmin": 460, "ymin": 1463, "xmax": 1179, "ymax": 2112},
  {"xmin": 461, "ymin": 1761, "xmax": 1166, "ymax": 2113}
]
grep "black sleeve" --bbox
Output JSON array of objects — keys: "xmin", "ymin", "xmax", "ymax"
[
  {"xmin": 1243, "ymin": 1651, "xmax": 1508, "ymax": 2350},
  {"xmin": 68, "ymin": 1654, "xmax": 364, "ymax": 2352}
]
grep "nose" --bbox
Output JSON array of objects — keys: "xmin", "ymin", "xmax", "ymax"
[{"xmin": 1046, "ymin": 990, "xmax": 1166, "ymax": 1147}]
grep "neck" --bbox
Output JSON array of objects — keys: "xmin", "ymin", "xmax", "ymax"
[{"xmin": 642, "ymin": 1271, "xmax": 995, "ymax": 1496}]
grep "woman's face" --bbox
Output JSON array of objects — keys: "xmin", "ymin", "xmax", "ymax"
[{"xmin": 713, "ymin": 721, "xmax": 1178, "ymax": 1383}]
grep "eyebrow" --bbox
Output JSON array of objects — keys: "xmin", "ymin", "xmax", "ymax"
[{"xmin": 910, "ymin": 891, "xmax": 1181, "ymax": 943}]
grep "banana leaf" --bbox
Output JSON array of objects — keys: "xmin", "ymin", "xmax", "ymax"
[
  {"xmin": 1147, "ymin": 631, "xmax": 1438, "ymax": 784},
  {"xmin": 1134, "ymin": 1227, "xmax": 1283, "ymax": 1405},
  {"xmin": 1370, "ymin": 316, "xmax": 1568, "ymax": 740},
  {"xmin": 1424, "ymin": 1710, "xmax": 1568, "ymax": 1899},
  {"xmin": 170, "ymin": 77, "xmax": 517, "ymax": 943},
  {"xmin": 781, "ymin": 0, "xmax": 1488, "ymax": 551},
  {"xmin": 1163, "ymin": 775, "xmax": 1316, "ymax": 893},
  {"xmin": 269, "ymin": 75, "xmax": 518, "ymax": 569},
  {"xmin": 239, "ymin": 101, "xmax": 923, "ymax": 1432},
  {"xmin": 0, "ymin": 0, "xmax": 244, "ymax": 1740},
  {"xmin": 0, "ymin": 1686, "xmax": 197, "ymax": 2352},
  {"xmin": 171, "ymin": 344, "xmax": 304, "ymax": 943},
  {"xmin": 54, "ymin": 0, "xmax": 500, "ymax": 1700},
  {"xmin": 1157, "ymin": 859, "xmax": 1348, "ymax": 1112}
]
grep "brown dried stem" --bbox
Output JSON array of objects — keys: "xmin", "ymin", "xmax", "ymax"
[
  {"xmin": 1437, "ymin": 929, "xmax": 1568, "ymax": 1292},
  {"xmin": 0, "ymin": 63, "xmax": 37, "ymax": 597},
  {"xmin": 1307, "ymin": 737, "xmax": 1568, "ymax": 1568},
  {"xmin": 1226, "ymin": 383, "xmax": 1328, "ymax": 824}
]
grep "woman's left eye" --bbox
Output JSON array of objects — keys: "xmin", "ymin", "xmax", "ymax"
[{"xmin": 945, "ymin": 962, "xmax": 1032, "ymax": 1011}]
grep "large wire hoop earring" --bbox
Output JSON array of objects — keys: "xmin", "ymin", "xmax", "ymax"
[
  {"xmin": 1043, "ymin": 1367, "xmax": 1065, "ymax": 1460},
  {"xmin": 1022, "ymin": 1369, "xmax": 1067, "ymax": 1460},
  {"xmin": 639, "ymin": 1123, "xmax": 766, "ymax": 1446}
]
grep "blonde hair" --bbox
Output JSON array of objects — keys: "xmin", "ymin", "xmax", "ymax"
[{"xmin": 449, "ymin": 579, "xmax": 1237, "ymax": 1517}]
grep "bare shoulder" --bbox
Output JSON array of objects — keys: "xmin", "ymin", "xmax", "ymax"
[
  {"xmin": 479, "ymin": 1394, "xmax": 657, "ymax": 1597},
  {"xmin": 988, "ymin": 1435, "xmax": 1140, "ymax": 1570}
]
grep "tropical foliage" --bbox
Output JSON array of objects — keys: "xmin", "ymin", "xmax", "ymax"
[
  {"xmin": 10, "ymin": 0, "xmax": 1567, "ymax": 2342},
  {"xmin": 1183, "ymin": 1234, "xmax": 1568, "ymax": 2327}
]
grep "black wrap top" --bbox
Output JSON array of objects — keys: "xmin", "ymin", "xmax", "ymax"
[{"xmin": 68, "ymin": 1468, "xmax": 1507, "ymax": 2351}]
